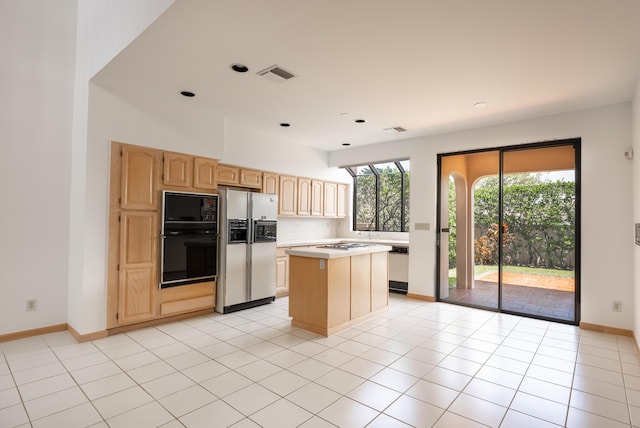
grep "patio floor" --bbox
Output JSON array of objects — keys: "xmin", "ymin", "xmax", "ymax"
[{"xmin": 442, "ymin": 273, "xmax": 576, "ymax": 322}]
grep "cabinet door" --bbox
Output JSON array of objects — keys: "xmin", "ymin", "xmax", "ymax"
[
  {"xmin": 120, "ymin": 145, "xmax": 158, "ymax": 210},
  {"xmin": 263, "ymin": 173, "xmax": 279, "ymax": 195},
  {"xmin": 276, "ymin": 256, "xmax": 289, "ymax": 297},
  {"xmin": 163, "ymin": 152, "xmax": 192, "ymax": 188},
  {"xmin": 371, "ymin": 252, "xmax": 389, "ymax": 311},
  {"xmin": 337, "ymin": 183, "xmax": 347, "ymax": 217},
  {"xmin": 118, "ymin": 212, "xmax": 158, "ymax": 324},
  {"xmin": 324, "ymin": 182, "xmax": 337, "ymax": 217},
  {"xmin": 311, "ymin": 180, "xmax": 324, "ymax": 216},
  {"xmin": 217, "ymin": 165, "xmax": 240, "ymax": 185},
  {"xmin": 240, "ymin": 169, "xmax": 262, "ymax": 188},
  {"xmin": 297, "ymin": 178, "xmax": 311, "ymax": 216},
  {"xmin": 193, "ymin": 157, "xmax": 217, "ymax": 190},
  {"xmin": 350, "ymin": 253, "xmax": 371, "ymax": 319},
  {"xmin": 279, "ymin": 175, "xmax": 298, "ymax": 216}
]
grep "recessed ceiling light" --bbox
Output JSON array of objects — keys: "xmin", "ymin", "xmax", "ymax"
[
  {"xmin": 474, "ymin": 101, "xmax": 488, "ymax": 108},
  {"xmin": 354, "ymin": 119, "xmax": 366, "ymax": 124},
  {"xmin": 231, "ymin": 64, "xmax": 249, "ymax": 73},
  {"xmin": 180, "ymin": 91, "xmax": 195, "ymax": 97},
  {"xmin": 342, "ymin": 143, "xmax": 351, "ymax": 146},
  {"xmin": 280, "ymin": 123, "xmax": 291, "ymax": 127}
]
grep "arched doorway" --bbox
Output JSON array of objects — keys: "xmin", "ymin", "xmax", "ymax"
[{"xmin": 436, "ymin": 139, "xmax": 580, "ymax": 324}]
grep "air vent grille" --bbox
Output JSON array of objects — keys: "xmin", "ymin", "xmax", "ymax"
[
  {"xmin": 384, "ymin": 126, "xmax": 407, "ymax": 133},
  {"xmin": 257, "ymin": 65, "xmax": 296, "ymax": 83}
]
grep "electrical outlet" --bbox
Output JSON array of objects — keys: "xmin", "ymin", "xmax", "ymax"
[
  {"xmin": 612, "ymin": 300, "xmax": 622, "ymax": 312},
  {"xmin": 26, "ymin": 299, "xmax": 37, "ymax": 312}
]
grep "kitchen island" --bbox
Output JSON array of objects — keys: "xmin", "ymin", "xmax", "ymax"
[{"xmin": 286, "ymin": 244, "xmax": 392, "ymax": 336}]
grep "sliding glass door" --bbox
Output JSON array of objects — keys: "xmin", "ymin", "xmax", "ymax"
[{"xmin": 437, "ymin": 140, "xmax": 580, "ymax": 324}]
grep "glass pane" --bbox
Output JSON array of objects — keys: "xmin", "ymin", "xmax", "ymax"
[
  {"xmin": 439, "ymin": 151, "xmax": 499, "ymax": 309},
  {"xmin": 377, "ymin": 163, "xmax": 402, "ymax": 231},
  {"xmin": 501, "ymin": 146, "xmax": 576, "ymax": 322},
  {"xmin": 404, "ymin": 169, "xmax": 410, "ymax": 232},
  {"xmin": 355, "ymin": 173, "xmax": 376, "ymax": 231}
]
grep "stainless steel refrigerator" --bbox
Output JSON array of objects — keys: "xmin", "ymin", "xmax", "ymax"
[{"xmin": 216, "ymin": 188, "xmax": 278, "ymax": 313}]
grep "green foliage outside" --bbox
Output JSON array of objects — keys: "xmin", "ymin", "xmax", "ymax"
[
  {"xmin": 449, "ymin": 173, "xmax": 575, "ymax": 270},
  {"xmin": 355, "ymin": 165, "xmax": 410, "ymax": 232}
]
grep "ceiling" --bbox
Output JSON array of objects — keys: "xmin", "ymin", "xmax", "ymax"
[{"xmin": 92, "ymin": 0, "xmax": 640, "ymax": 151}]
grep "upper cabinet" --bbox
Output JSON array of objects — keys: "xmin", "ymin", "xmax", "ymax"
[
  {"xmin": 162, "ymin": 152, "xmax": 218, "ymax": 192},
  {"xmin": 163, "ymin": 152, "xmax": 192, "ymax": 188},
  {"xmin": 324, "ymin": 182, "xmax": 338, "ymax": 217},
  {"xmin": 216, "ymin": 164, "xmax": 240, "ymax": 185},
  {"xmin": 311, "ymin": 180, "xmax": 324, "ymax": 217},
  {"xmin": 279, "ymin": 175, "xmax": 298, "ymax": 216},
  {"xmin": 297, "ymin": 178, "xmax": 311, "ymax": 216},
  {"xmin": 240, "ymin": 169, "xmax": 262, "ymax": 189},
  {"xmin": 337, "ymin": 183, "xmax": 347, "ymax": 218},
  {"xmin": 120, "ymin": 144, "xmax": 159, "ymax": 210},
  {"xmin": 217, "ymin": 164, "xmax": 262, "ymax": 189},
  {"xmin": 193, "ymin": 157, "xmax": 217, "ymax": 190},
  {"xmin": 263, "ymin": 172, "xmax": 279, "ymax": 195}
]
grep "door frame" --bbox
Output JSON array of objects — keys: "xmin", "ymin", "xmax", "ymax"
[{"xmin": 435, "ymin": 138, "xmax": 581, "ymax": 325}]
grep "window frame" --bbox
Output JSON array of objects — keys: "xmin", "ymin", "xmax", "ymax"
[{"xmin": 346, "ymin": 159, "xmax": 410, "ymax": 232}]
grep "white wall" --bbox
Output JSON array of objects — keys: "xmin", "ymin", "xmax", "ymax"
[
  {"xmin": 67, "ymin": 0, "xmax": 174, "ymax": 334},
  {"xmin": 633, "ymin": 79, "xmax": 640, "ymax": 337},
  {"xmin": 331, "ymin": 103, "xmax": 634, "ymax": 330},
  {"xmin": 0, "ymin": 1, "xmax": 77, "ymax": 334},
  {"xmin": 223, "ymin": 121, "xmax": 350, "ymax": 182}
]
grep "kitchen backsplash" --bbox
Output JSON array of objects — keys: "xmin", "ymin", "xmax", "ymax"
[{"xmin": 277, "ymin": 217, "xmax": 338, "ymax": 242}]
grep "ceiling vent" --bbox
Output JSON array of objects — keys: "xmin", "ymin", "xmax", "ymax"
[
  {"xmin": 257, "ymin": 65, "xmax": 296, "ymax": 83},
  {"xmin": 384, "ymin": 126, "xmax": 407, "ymax": 133}
]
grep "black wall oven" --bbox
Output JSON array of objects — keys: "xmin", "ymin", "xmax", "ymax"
[{"xmin": 161, "ymin": 191, "xmax": 219, "ymax": 289}]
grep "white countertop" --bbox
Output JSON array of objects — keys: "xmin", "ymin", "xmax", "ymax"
[
  {"xmin": 278, "ymin": 238, "xmax": 408, "ymax": 248},
  {"xmin": 285, "ymin": 244, "xmax": 393, "ymax": 259}
]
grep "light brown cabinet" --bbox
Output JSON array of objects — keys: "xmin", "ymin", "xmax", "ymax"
[
  {"xmin": 118, "ymin": 212, "xmax": 158, "ymax": 324},
  {"xmin": 217, "ymin": 164, "xmax": 262, "ymax": 189},
  {"xmin": 120, "ymin": 144, "xmax": 159, "ymax": 210},
  {"xmin": 160, "ymin": 281, "xmax": 215, "ymax": 316},
  {"xmin": 324, "ymin": 182, "xmax": 338, "ymax": 217},
  {"xmin": 371, "ymin": 251, "xmax": 389, "ymax": 311},
  {"xmin": 109, "ymin": 142, "xmax": 218, "ymax": 330},
  {"xmin": 193, "ymin": 157, "xmax": 217, "ymax": 190},
  {"xmin": 350, "ymin": 254, "xmax": 372, "ymax": 320},
  {"xmin": 288, "ymin": 250, "xmax": 389, "ymax": 336},
  {"xmin": 263, "ymin": 173, "xmax": 279, "ymax": 195},
  {"xmin": 240, "ymin": 169, "xmax": 262, "ymax": 188},
  {"xmin": 163, "ymin": 152, "xmax": 192, "ymax": 188},
  {"xmin": 311, "ymin": 180, "xmax": 324, "ymax": 216},
  {"xmin": 337, "ymin": 183, "xmax": 347, "ymax": 218},
  {"xmin": 276, "ymin": 248, "xmax": 289, "ymax": 298},
  {"xmin": 216, "ymin": 164, "xmax": 240, "ymax": 185},
  {"xmin": 279, "ymin": 175, "xmax": 298, "ymax": 216},
  {"xmin": 297, "ymin": 178, "xmax": 311, "ymax": 216}
]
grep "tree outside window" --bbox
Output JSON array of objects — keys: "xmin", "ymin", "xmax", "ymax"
[{"xmin": 346, "ymin": 160, "xmax": 410, "ymax": 232}]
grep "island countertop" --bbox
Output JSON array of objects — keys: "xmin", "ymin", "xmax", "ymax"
[{"xmin": 285, "ymin": 244, "xmax": 392, "ymax": 259}]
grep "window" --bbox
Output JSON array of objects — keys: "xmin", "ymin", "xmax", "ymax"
[{"xmin": 346, "ymin": 160, "xmax": 410, "ymax": 232}]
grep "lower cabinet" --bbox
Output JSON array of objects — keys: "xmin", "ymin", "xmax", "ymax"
[
  {"xmin": 160, "ymin": 282, "xmax": 215, "ymax": 316},
  {"xmin": 288, "ymin": 251, "xmax": 389, "ymax": 336},
  {"xmin": 276, "ymin": 248, "xmax": 289, "ymax": 297},
  {"xmin": 118, "ymin": 212, "xmax": 158, "ymax": 325}
]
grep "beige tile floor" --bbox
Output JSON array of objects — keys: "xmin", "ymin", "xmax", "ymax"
[{"xmin": 1, "ymin": 294, "xmax": 639, "ymax": 427}]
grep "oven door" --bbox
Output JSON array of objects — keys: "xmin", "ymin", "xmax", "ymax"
[{"xmin": 161, "ymin": 228, "xmax": 218, "ymax": 288}]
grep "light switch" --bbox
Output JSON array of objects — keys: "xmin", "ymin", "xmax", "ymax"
[{"xmin": 415, "ymin": 222, "xmax": 430, "ymax": 231}]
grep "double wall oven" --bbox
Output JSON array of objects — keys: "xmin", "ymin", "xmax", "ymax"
[{"xmin": 161, "ymin": 191, "xmax": 219, "ymax": 289}]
